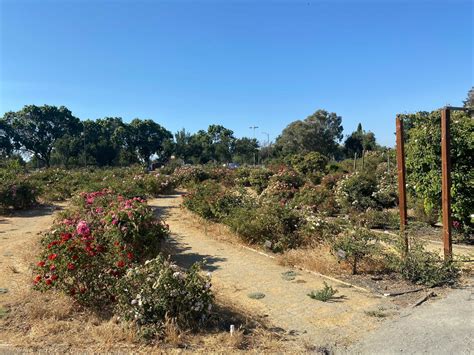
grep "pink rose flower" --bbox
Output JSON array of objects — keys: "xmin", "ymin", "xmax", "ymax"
[{"xmin": 76, "ymin": 220, "xmax": 90, "ymax": 236}]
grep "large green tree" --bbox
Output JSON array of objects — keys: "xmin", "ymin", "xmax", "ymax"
[
  {"xmin": 275, "ymin": 109, "xmax": 343, "ymax": 157},
  {"xmin": 232, "ymin": 137, "xmax": 258, "ymax": 164},
  {"xmin": 3, "ymin": 105, "xmax": 81, "ymax": 167},
  {"xmin": 82, "ymin": 117, "xmax": 125, "ymax": 166},
  {"xmin": 128, "ymin": 119, "xmax": 173, "ymax": 165},
  {"xmin": 344, "ymin": 123, "xmax": 377, "ymax": 158}
]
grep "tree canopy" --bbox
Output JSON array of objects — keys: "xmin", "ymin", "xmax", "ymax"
[
  {"xmin": 3, "ymin": 105, "xmax": 81, "ymax": 167},
  {"xmin": 275, "ymin": 109, "xmax": 343, "ymax": 157}
]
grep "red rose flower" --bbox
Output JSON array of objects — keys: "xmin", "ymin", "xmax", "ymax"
[
  {"xmin": 51, "ymin": 274, "xmax": 58, "ymax": 280},
  {"xmin": 48, "ymin": 253, "xmax": 58, "ymax": 260},
  {"xmin": 34, "ymin": 275, "xmax": 42, "ymax": 284},
  {"xmin": 116, "ymin": 260, "xmax": 125, "ymax": 268},
  {"xmin": 127, "ymin": 252, "xmax": 134, "ymax": 260},
  {"xmin": 50, "ymin": 264, "xmax": 56, "ymax": 271},
  {"xmin": 45, "ymin": 279, "xmax": 52, "ymax": 285},
  {"xmin": 67, "ymin": 263, "xmax": 75, "ymax": 270},
  {"xmin": 72, "ymin": 255, "xmax": 78, "ymax": 260},
  {"xmin": 61, "ymin": 233, "xmax": 72, "ymax": 242},
  {"xmin": 37, "ymin": 261, "xmax": 46, "ymax": 267}
]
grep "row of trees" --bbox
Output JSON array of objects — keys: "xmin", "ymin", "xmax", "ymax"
[{"xmin": 0, "ymin": 105, "xmax": 379, "ymax": 168}]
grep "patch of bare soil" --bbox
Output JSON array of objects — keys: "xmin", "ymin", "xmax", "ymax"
[{"xmin": 0, "ymin": 205, "xmax": 301, "ymax": 353}]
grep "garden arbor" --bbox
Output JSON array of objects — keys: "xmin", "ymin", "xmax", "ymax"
[{"xmin": 396, "ymin": 106, "xmax": 472, "ymax": 261}]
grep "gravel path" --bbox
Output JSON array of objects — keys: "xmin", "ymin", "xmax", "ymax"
[{"xmin": 149, "ymin": 193, "xmax": 391, "ymax": 348}]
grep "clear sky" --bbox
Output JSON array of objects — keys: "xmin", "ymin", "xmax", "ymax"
[{"xmin": 1, "ymin": 0, "xmax": 472, "ymax": 147}]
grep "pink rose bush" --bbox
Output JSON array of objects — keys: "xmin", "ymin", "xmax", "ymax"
[{"xmin": 33, "ymin": 189, "xmax": 169, "ymax": 306}]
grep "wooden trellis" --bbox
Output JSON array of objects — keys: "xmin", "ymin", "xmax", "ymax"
[{"xmin": 396, "ymin": 106, "xmax": 470, "ymax": 261}]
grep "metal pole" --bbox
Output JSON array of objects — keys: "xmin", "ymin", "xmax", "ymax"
[
  {"xmin": 441, "ymin": 108, "xmax": 452, "ymax": 260},
  {"xmin": 396, "ymin": 115, "xmax": 408, "ymax": 254},
  {"xmin": 353, "ymin": 152, "xmax": 357, "ymax": 171}
]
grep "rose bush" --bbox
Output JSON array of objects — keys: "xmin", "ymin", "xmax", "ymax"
[
  {"xmin": 33, "ymin": 189, "xmax": 169, "ymax": 307},
  {"xmin": 116, "ymin": 256, "xmax": 213, "ymax": 339},
  {"xmin": 0, "ymin": 163, "xmax": 38, "ymax": 210}
]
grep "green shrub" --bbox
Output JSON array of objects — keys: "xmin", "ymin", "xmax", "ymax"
[
  {"xmin": 182, "ymin": 181, "xmax": 223, "ymax": 220},
  {"xmin": 307, "ymin": 282, "xmax": 338, "ymax": 302},
  {"xmin": 173, "ymin": 166, "xmax": 210, "ymax": 186},
  {"xmin": 285, "ymin": 152, "xmax": 328, "ymax": 184},
  {"xmin": 300, "ymin": 212, "xmax": 345, "ymax": 244},
  {"xmin": 330, "ymin": 227, "xmax": 381, "ymax": 274},
  {"xmin": 226, "ymin": 202, "xmax": 303, "ymax": 252},
  {"xmin": 394, "ymin": 244, "xmax": 459, "ymax": 286},
  {"xmin": 248, "ymin": 168, "xmax": 273, "ymax": 194},
  {"xmin": 292, "ymin": 184, "xmax": 339, "ymax": 216},
  {"xmin": 335, "ymin": 172, "xmax": 379, "ymax": 211},
  {"xmin": 116, "ymin": 256, "xmax": 213, "ymax": 339},
  {"xmin": 0, "ymin": 164, "xmax": 38, "ymax": 210},
  {"xmin": 350, "ymin": 209, "xmax": 399, "ymax": 230}
]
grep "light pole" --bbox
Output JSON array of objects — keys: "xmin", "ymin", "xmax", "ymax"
[{"xmin": 249, "ymin": 126, "xmax": 258, "ymax": 165}]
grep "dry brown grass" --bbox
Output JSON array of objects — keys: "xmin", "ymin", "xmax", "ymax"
[{"xmin": 0, "ymin": 283, "xmax": 299, "ymax": 353}]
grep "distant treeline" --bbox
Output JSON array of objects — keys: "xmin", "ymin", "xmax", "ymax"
[{"xmin": 0, "ymin": 105, "xmax": 381, "ymax": 168}]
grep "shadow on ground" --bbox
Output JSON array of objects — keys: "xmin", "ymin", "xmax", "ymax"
[
  {"xmin": 0, "ymin": 204, "xmax": 62, "ymax": 220},
  {"xmin": 165, "ymin": 236, "xmax": 227, "ymax": 272}
]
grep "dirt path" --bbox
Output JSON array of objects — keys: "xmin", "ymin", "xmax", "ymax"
[
  {"xmin": 149, "ymin": 193, "xmax": 395, "ymax": 348},
  {"xmin": 0, "ymin": 205, "xmax": 63, "ymax": 311}
]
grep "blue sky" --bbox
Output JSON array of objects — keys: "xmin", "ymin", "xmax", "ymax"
[{"xmin": 1, "ymin": 0, "xmax": 472, "ymax": 147}]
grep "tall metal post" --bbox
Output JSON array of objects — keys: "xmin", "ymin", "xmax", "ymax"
[
  {"xmin": 396, "ymin": 115, "xmax": 408, "ymax": 254},
  {"xmin": 441, "ymin": 108, "xmax": 452, "ymax": 260}
]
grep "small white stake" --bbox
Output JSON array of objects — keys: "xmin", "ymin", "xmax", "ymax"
[{"xmin": 230, "ymin": 324, "xmax": 235, "ymax": 336}]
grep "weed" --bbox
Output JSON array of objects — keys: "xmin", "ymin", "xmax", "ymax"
[{"xmin": 307, "ymin": 282, "xmax": 338, "ymax": 302}]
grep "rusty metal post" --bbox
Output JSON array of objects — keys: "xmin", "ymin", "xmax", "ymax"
[
  {"xmin": 396, "ymin": 116, "xmax": 408, "ymax": 255},
  {"xmin": 441, "ymin": 108, "xmax": 452, "ymax": 260}
]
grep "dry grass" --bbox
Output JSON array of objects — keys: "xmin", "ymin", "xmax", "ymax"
[{"xmin": 0, "ymin": 283, "xmax": 299, "ymax": 353}]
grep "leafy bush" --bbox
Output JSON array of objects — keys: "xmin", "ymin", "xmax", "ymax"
[
  {"xmin": 302, "ymin": 213, "xmax": 346, "ymax": 245},
  {"xmin": 182, "ymin": 181, "xmax": 223, "ymax": 220},
  {"xmin": 349, "ymin": 209, "xmax": 399, "ymax": 230},
  {"xmin": 116, "ymin": 256, "xmax": 213, "ymax": 339},
  {"xmin": 226, "ymin": 202, "xmax": 303, "ymax": 252},
  {"xmin": 0, "ymin": 164, "xmax": 38, "ymax": 210},
  {"xmin": 307, "ymin": 282, "xmax": 338, "ymax": 302},
  {"xmin": 405, "ymin": 110, "xmax": 473, "ymax": 232},
  {"xmin": 373, "ymin": 162, "xmax": 398, "ymax": 208},
  {"xmin": 393, "ymin": 243, "xmax": 459, "ymax": 286},
  {"xmin": 173, "ymin": 166, "xmax": 210, "ymax": 186},
  {"xmin": 330, "ymin": 227, "xmax": 381, "ymax": 274},
  {"xmin": 33, "ymin": 189, "xmax": 169, "ymax": 307},
  {"xmin": 292, "ymin": 184, "xmax": 339, "ymax": 216},
  {"xmin": 335, "ymin": 172, "xmax": 379, "ymax": 211},
  {"xmin": 285, "ymin": 152, "xmax": 328, "ymax": 184},
  {"xmin": 248, "ymin": 168, "xmax": 273, "ymax": 194}
]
